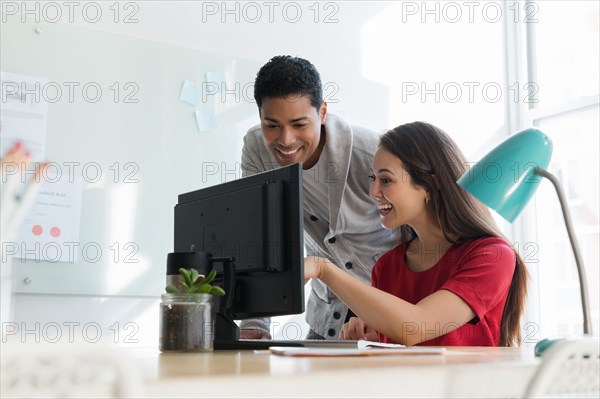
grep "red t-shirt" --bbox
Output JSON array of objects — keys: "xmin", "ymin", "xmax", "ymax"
[{"xmin": 371, "ymin": 237, "xmax": 516, "ymax": 346}]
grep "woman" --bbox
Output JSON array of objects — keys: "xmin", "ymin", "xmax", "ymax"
[{"xmin": 304, "ymin": 122, "xmax": 528, "ymax": 346}]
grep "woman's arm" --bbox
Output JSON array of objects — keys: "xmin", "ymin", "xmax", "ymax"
[{"xmin": 305, "ymin": 257, "xmax": 475, "ymax": 345}]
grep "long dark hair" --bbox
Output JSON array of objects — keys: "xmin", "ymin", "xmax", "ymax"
[{"xmin": 379, "ymin": 122, "xmax": 528, "ymax": 347}]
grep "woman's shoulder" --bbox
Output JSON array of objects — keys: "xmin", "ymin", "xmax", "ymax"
[
  {"xmin": 455, "ymin": 236, "xmax": 516, "ymax": 266},
  {"xmin": 460, "ymin": 236, "xmax": 512, "ymax": 248}
]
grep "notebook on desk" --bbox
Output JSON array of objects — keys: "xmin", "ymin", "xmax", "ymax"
[
  {"xmin": 214, "ymin": 339, "xmax": 359, "ymax": 350},
  {"xmin": 268, "ymin": 340, "xmax": 446, "ymax": 356},
  {"xmin": 269, "ymin": 346, "xmax": 447, "ymax": 357},
  {"xmin": 215, "ymin": 339, "xmax": 416, "ymax": 351}
]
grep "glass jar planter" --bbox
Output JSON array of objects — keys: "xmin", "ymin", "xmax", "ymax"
[{"xmin": 159, "ymin": 293, "xmax": 214, "ymax": 352}]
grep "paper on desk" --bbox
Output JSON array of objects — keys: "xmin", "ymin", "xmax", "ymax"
[
  {"xmin": 357, "ymin": 340, "xmax": 406, "ymax": 349},
  {"xmin": 269, "ymin": 345, "xmax": 446, "ymax": 357}
]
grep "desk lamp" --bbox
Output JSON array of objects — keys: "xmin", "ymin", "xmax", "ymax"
[{"xmin": 457, "ymin": 128, "xmax": 593, "ymax": 353}]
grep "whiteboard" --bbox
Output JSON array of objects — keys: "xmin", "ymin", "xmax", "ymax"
[{"xmin": 1, "ymin": 18, "xmax": 261, "ymax": 296}]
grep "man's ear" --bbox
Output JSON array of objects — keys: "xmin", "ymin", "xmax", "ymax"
[{"xmin": 319, "ymin": 102, "xmax": 328, "ymax": 124}]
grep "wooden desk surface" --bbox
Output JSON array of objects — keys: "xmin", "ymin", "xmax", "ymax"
[{"xmin": 130, "ymin": 346, "xmax": 540, "ymax": 398}]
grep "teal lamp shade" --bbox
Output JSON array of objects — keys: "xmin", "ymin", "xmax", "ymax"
[
  {"xmin": 459, "ymin": 128, "xmax": 593, "ymax": 338},
  {"xmin": 457, "ymin": 128, "xmax": 553, "ymax": 222}
]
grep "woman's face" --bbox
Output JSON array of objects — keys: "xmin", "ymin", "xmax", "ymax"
[{"xmin": 369, "ymin": 147, "xmax": 429, "ymax": 229}]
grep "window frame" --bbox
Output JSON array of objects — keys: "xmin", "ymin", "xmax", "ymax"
[{"xmin": 502, "ymin": 0, "xmax": 600, "ymax": 341}]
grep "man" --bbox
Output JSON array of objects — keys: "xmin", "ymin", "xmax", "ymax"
[{"xmin": 240, "ymin": 55, "xmax": 396, "ymax": 339}]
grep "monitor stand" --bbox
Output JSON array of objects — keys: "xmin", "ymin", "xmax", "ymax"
[
  {"xmin": 211, "ymin": 259, "xmax": 299, "ymax": 350},
  {"xmin": 212, "ymin": 257, "xmax": 307, "ymax": 350},
  {"xmin": 214, "ymin": 309, "xmax": 306, "ymax": 350},
  {"xmin": 214, "ymin": 338, "xmax": 304, "ymax": 350}
]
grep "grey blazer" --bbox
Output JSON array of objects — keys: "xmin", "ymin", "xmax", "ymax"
[{"xmin": 240, "ymin": 114, "xmax": 397, "ymax": 339}]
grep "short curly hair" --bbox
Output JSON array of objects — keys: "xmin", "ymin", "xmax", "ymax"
[{"xmin": 254, "ymin": 55, "xmax": 323, "ymax": 110}]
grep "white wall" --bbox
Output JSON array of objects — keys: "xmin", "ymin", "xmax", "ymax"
[
  {"xmin": 6, "ymin": 1, "xmax": 398, "ymax": 345},
  {"xmin": 66, "ymin": 1, "xmax": 393, "ymax": 130}
]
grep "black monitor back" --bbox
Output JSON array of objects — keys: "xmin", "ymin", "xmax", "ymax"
[{"xmin": 174, "ymin": 164, "xmax": 304, "ymax": 320}]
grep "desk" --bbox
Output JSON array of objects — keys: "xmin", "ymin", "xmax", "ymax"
[{"xmin": 131, "ymin": 346, "xmax": 540, "ymax": 398}]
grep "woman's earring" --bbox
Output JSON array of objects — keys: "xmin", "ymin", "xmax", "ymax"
[{"xmin": 425, "ymin": 197, "xmax": 430, "ymax": 205}]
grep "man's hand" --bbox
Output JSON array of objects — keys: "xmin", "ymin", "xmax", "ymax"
[{"xmin": 339, "ymin": 317, "xmax": 378, "ymax": 341}]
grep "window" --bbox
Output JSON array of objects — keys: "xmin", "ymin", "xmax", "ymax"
[{"xmin": 522, "ymin": 1, "xmax": 599, "ymax": 337}]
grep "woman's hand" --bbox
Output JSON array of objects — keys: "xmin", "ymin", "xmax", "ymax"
[
  {"xmin": 303, "ymin": 256, "xmax": 331, "ymax": 284},
  {"xmin": 339, "ymin": 317, "xmax": 378, "ymax": 341}
]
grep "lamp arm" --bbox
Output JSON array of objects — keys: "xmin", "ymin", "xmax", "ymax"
[{"xmin": 535, "ymin": 167, "xmax": 593, "ymax": 335}]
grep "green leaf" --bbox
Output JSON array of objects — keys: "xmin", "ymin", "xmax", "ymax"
[
  {"xmin": 165, "ymin": 285, "xmax": 179, "ymax": 294},
  {"xmin": 203, "ymin": 269, "xmax": 217, "ymax": 285},
  {"xmin": 189, "ymin": 284, "xmax": 202, "ymax": 293},
  {"xmin": 210, "ymin": 286, "xmax": 226, "ymax": 296},
  {"xmin": 197, "ymin": 284, "xmax": 212, "ymax": 294},
  {"xmin": 179, "ymin": 268, "xmax": 191, "ymax": 285},
  {"xmin": 190, "ymin": 268, "xmax": 199, "ymax": 285},
  {"xmin": 173, "ymin": 268, "xmax": 225, "ymax": 296},
  {"xmin": 180, "ymin": 281, "xmax": 191, "ymax": 292}
]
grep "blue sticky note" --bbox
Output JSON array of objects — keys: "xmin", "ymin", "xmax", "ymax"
[
  {"xmin": 195, "ymin": 108, "xmax": 217, "ymax": 132},
  {"xmin": 180, "ymin": 80, "xmax": 202, "ymax": 106},
  {"xmin": 206, "ymin": 72, "xmax": 226, "ymax": 93}
]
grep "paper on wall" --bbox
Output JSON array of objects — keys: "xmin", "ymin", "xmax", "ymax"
[{"xmin": 0, "ymin": 71, "xmax": 48, "ymax": 161}]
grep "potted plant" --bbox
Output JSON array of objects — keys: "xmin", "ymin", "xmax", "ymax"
[{"xmin": 159, "ymin": 268, "xmax": 225, "ymax": 352}]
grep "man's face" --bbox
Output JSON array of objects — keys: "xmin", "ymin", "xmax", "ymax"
[{"xmin": 259, "ymin": 95, "xmax": 327, "ymax": 169}]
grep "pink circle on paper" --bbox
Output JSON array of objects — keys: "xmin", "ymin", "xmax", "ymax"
[
  {"xmin": 50, "ymin": 226, "xmax": 61, "ymax": 238},
  {"xmin": 32, "ymin": 225, "xmax": 43, "ymax": 236}
]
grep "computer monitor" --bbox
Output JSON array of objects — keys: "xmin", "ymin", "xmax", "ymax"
[{"xmin": 173, "ymin": 163, "xmax": 305, "ymax": 349}]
